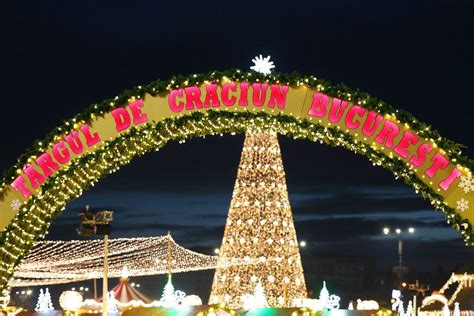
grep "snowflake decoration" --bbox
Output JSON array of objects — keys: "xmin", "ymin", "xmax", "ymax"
[
  {"xmin": 457, "ymin": 198, "xmax": 469, "ymax": 212},
  {"xmin": 10, "ymin": 199, "xmax": 21, "ymax": 211},
  {"xmin": 459, "ymin": 175, "xmax": 474, "ymax": 193},
  {"xmin": 250, "ymin": 55, "xmax": 275, "ymax": 75}
]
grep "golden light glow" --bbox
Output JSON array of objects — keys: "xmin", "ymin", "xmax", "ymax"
[
  {"xmin": 11, "ymin": 236, "xmax": 220, "ymax": 287},
  {"xmin": 209, "ymin": 130, "xmax": 307, "ymax": 308}
]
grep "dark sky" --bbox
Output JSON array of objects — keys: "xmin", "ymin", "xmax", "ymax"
[{"xmin": 2, "ymin": 0, "xmax": 474, "ymax": 282}]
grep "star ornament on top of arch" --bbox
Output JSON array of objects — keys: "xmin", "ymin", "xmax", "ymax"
[
  {"xmin": 0, "ymin": 69, "xmax": 472, "ymax": 293},
  {"xmin": 250, "ymin": 55, "xmax": 275, "ymax": 75}
]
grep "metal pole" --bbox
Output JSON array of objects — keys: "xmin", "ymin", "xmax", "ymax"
[
  {"xmin": 103, "ymin": 234, "xmax": 109, "ymax": 316},
  {"xmin": 413, "ymin": 295, "xmax": 417, "ymax": 316},
  {"xmin": 398, "ymin": 236, "xmax": 403, "ymax": 288},
  {"xmin": 167, "ymin": 231, "xmax": 172, "ymax": 279},
  {"xmin": 93, "ymin": 278, "xmax": 97, "ymax": 301}
]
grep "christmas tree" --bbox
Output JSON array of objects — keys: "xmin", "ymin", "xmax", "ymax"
[
  {"xmin": 454, "ymin": 302, "xmax": 460, "ymax": 316},
  {"xmin": 160, "ymin": 274, "xmax": 186, "ymax": 308},
  {"xmin": 107, "ymin": 291, "xmax": 118, "ymax": 314},
  {"xmin": 406, "ymin": 301, "xmax": 413, "ymax": 316},
  {"xmin": 209, "ymin": 130, "xmax": 307, "ymax": 308},
  {"xmin": 398, "ymin": 301, "xmax": 405, "ymax": 316},
  {"xmin": 242, "ymin": 281, "xmax": 268, "ymax": 310},
  {"xmin": 443, "ymin": 304, "xmax": 450, "ymax": 316},
  {"xmin": 253, "ymin": 282, "xmax": 268, "ymax": 308},
  {"xmin": 35, "ymin": 288, "xmax": 54, "ymax": 312},
  {"xmin": 319, "ymin": 281, "xmax": 329, "ymax": 310},
  {"xmin": 160, "ymin": 275, "xmax": 176, "ymax": 308}
]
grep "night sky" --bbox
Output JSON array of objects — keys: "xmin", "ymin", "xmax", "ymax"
[{"xmin": 2, "ymin": 0, "xmax": 474, "ymax": 299}]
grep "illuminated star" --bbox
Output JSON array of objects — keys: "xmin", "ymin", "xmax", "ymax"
[{"xmin": 250, "ymin": 55, "xmax": 275, "ymax": 75}]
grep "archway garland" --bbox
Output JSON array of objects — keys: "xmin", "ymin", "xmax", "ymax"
[{"xmin": 0, "ymin": 69, "xmax": 472, "ymax": 291}]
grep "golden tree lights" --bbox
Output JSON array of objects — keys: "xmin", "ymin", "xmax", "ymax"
[{"xmin": 209, "ymin": 130, "xmax": 307, "ymax": 308}]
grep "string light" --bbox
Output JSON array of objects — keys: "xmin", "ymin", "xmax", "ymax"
[
  {"xmin": 11, "ymin": 235, "xmax": 221, "ymax": 287},
  {"xmin": 433, "ymin": 273, "xmax": 474, "ymax": 307},
  {"xmin": 0, "ymin": 110, "xmax": 471, "ymax": 292},
  {"xmin": 209, "ymin": 131, "xmax": 307, "ymax": 308},
  {"xmin": 0, "ymin": 70, "xmax": 472, "ymax": 293}
]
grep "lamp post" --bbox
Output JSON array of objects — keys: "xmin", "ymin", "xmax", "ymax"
[
  {"xmin": 383, "ymin": 227, "xmax": 414, "ymax": 289},
  {"xmin": 77, "ymin": 205, "xmax": 113, "ymax": 316}
]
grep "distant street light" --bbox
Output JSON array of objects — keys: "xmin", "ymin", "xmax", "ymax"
[
  {"xmin": 214, "ymin": 248, "xmax": 220, "ymax": 254},
  {"xmin": 383, "ymin": 227, "xmax": 415, "ymax": 289},
  {"xmin": 14, "ymin": 289, "xmax": 33, "ymax": 305},
  {"xmin": 299, "ymin": 241, "xmax": 307, "ymax": 247}
]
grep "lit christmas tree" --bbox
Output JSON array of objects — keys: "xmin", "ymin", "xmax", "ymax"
[
  {"xmin": 454, "ymin": 302, "xmax": 460, "ymax": 316},
  {"xmin": 406, "ymin": 300, "xmax": 413, "ymax": 316},
  {"xmin": 160, "ymin": 274, "xmax": 186, "ymax": 308},
  {"xmin": 243, "ymin": 281, "xmax": 269, "ymax": 310},
  {"xmin": 107, "ymin": 291, "xmax": 118, "ymax": 314},
  {"xmin": 209, "ymin": 130, "xmax": 307, "ymax": 308},
  {"xmin": 160, "ymin": 275, "xmax": 177, "ymax": 308},
  {"xmin": 35, "ymin": 288, "xmax": 54, "ymax": 312},
  {"xmin": 398, "ymin": 301, "xmax": 405, "ymax": 316},
  {"xmin": 443, "ymin": 304, "xmax": 450, "ymax": 316},
  {"xmin": 319, "ymin": 281, "xmax": 330, "ymax": 310},
  {"xmin": 253, "ymin": 282, "xmax": 268, "ymax": 308}
]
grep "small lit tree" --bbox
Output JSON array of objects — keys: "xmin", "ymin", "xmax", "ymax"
[
  {"xmin": 35, "ymin": 288, "xmax": 54, "ymax": 312},
  {"xmin": 406, "ymin": 300, "xmax": 413, "ymax": 316},
  {"xmin": 160, "ymin": 276, "xmax": 176, "ymax": 308},
  {"xmin": 454, "ymin": 302, "xmax": 460, "ymax": 316},
  {"xmin": 398, "ymin": 301, "xmax": 405, "ymax": 316},
  {"xmin": 242, "ymin": 282, "xmax": 269, "ymax": 310},
  {"xmin": 443, "ymin": 304, "xmax": 450, "ymax": 316},
  {"xmin": 107, "ymin": 291, "xmax": 118, "ymax": 313},
  {"xmin": 159, "ymin": 275, "xmax": 186, "ymax": 308},
  {"xmin": 253, "ymin": 282, "xmax": 268, "ymax": 308},
  {"xmin": 319, "ymin": 281, "xmax": 329, "ymax": 310}
]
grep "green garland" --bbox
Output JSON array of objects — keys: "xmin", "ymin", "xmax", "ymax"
[
  {"xmin": 0, "ymin": 69, "xmax": 472, "ymax": 189},
  {"xmin": 0, "ymin": 110, "xmax": 471, "ymax": 293},
  {"xmin": 0, "ymin": 70, "xmax": 472, "ymax": 292}
]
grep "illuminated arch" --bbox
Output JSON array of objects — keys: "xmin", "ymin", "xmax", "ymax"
[
  {"xmin": 0, "ymin": 70, "xmax": 472, "ymax": 291},
  {"xmin": 421, "ymin": 293, "xmax": 448, "ymax": 308}
]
